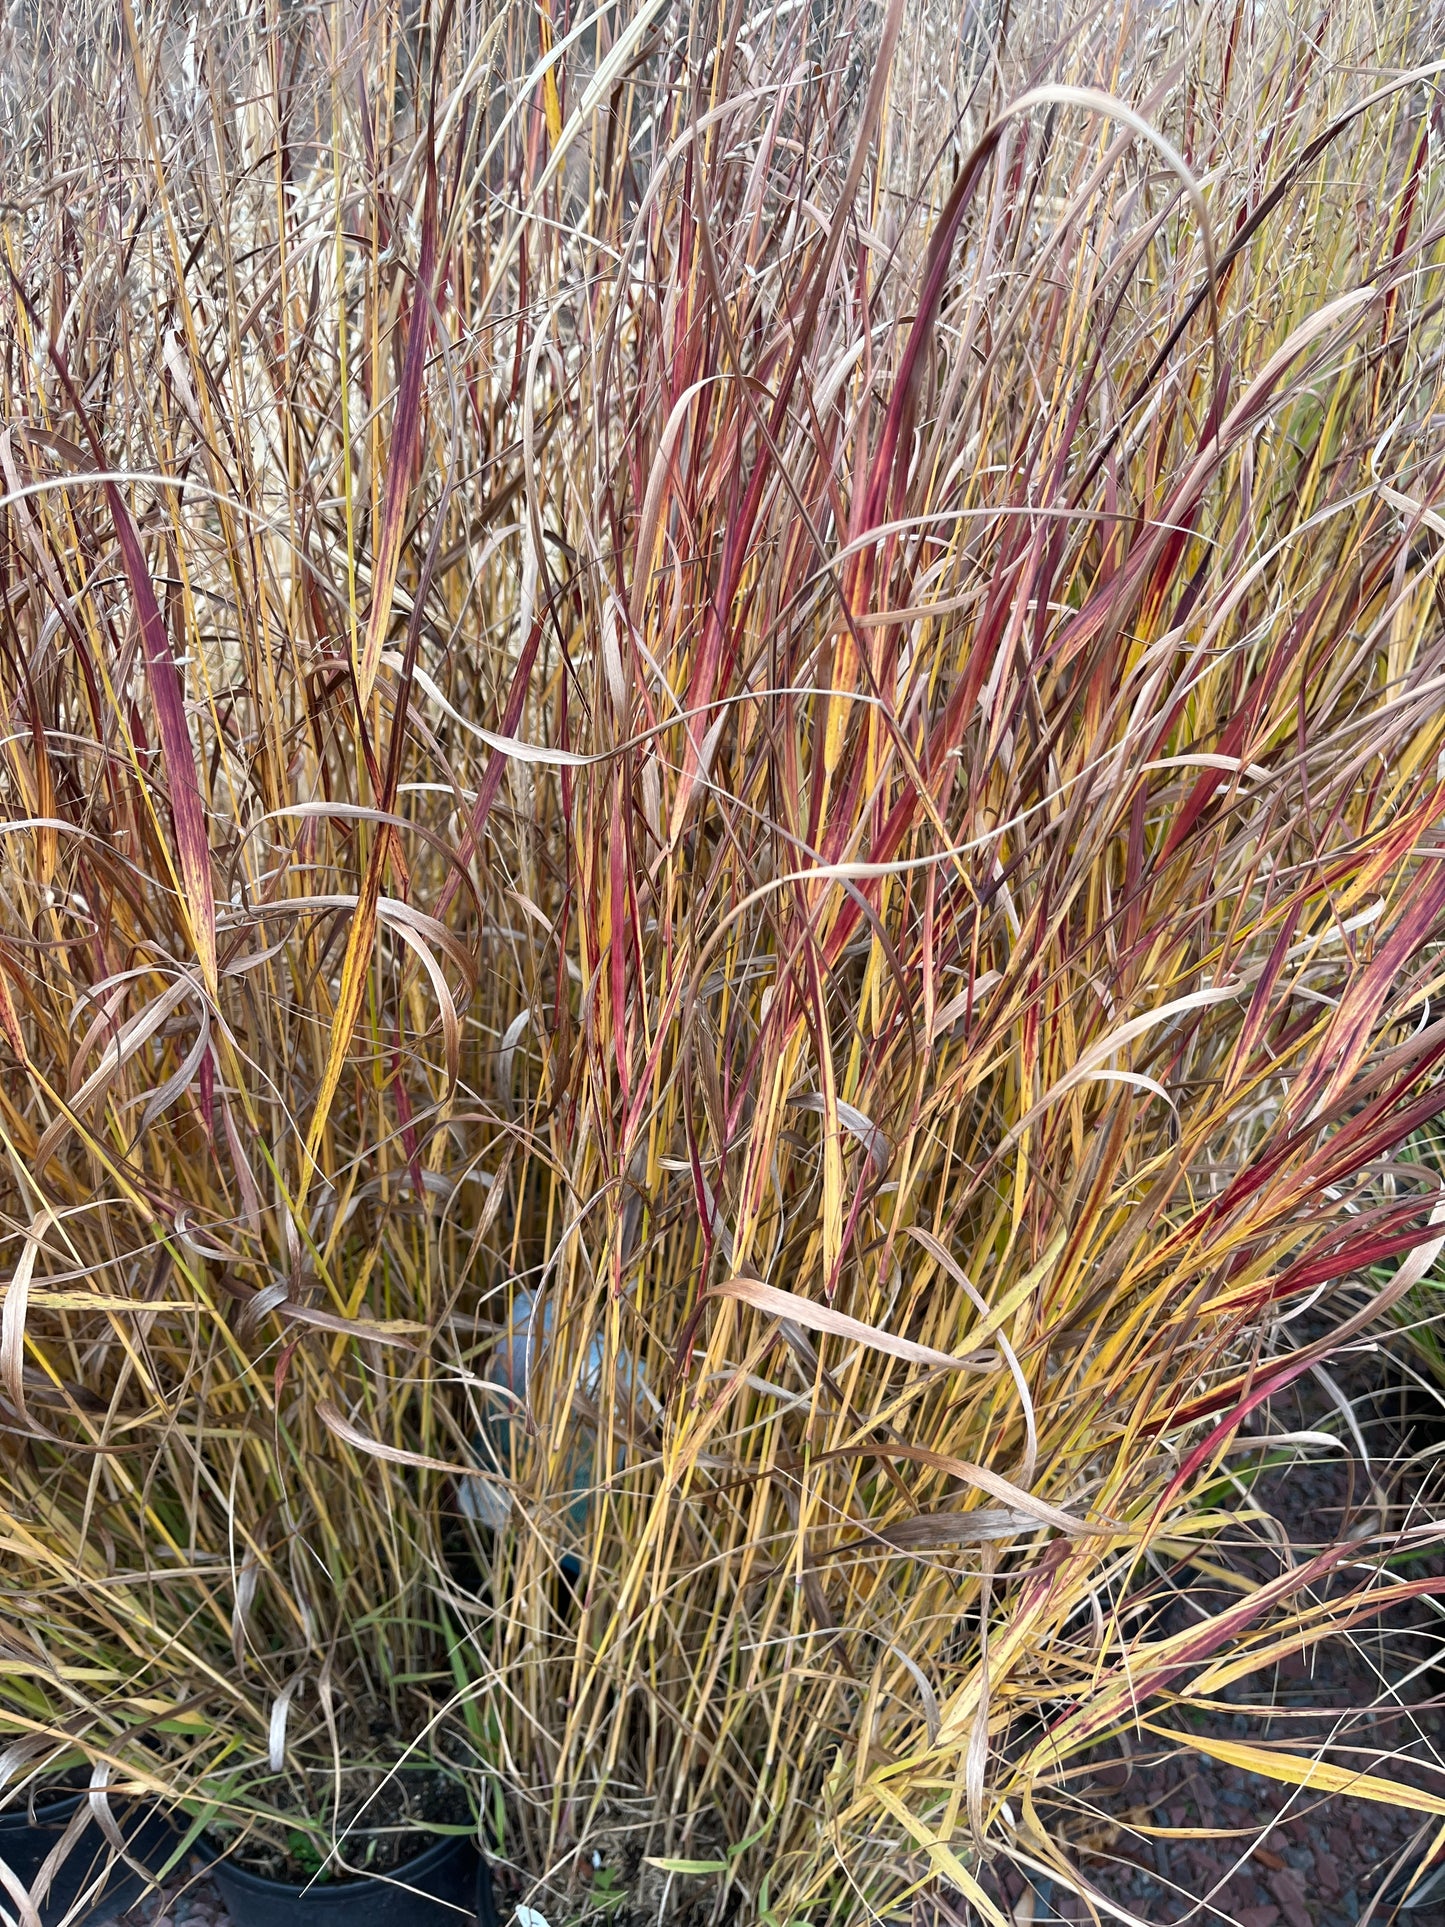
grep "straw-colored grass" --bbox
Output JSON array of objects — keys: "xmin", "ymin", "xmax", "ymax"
[{"xmin": 4, "ymin": 0, "xmax": 1445, "ymax": 1920}]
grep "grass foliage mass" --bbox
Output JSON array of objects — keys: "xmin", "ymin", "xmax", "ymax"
[{"xmin": 3, "ymin": 0, "xmax": 1445, "ymax": 1919}]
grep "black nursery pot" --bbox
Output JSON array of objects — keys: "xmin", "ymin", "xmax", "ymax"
[
  {"xmin": 0, "ymin": 1786, "xmax": 178, "ymax": 1926},
  {"xmin": 209, "ymin": 1831, "xmax": 497, "ymax": 1927}
]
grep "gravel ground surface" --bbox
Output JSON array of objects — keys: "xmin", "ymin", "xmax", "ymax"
[
  {"xmin": 116, "ymin": 1871, "xmax": 228, "ymax": 1927},
  {"xmin": 992, "ymin": 1333, "xmax": 1445, "ymax": 1927}
]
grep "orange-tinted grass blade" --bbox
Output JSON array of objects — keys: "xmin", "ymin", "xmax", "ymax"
[
  {"xmin": 299, "ymin": 832, "xmax": 385, "ymax": 1205},
  {"xmin": 1305, "ymin": 845, "xmax": 1445, "ymax": 1116},
  {"xmin": 0, "ymin": 954, "xmax": 28, "ymax": 1064}
]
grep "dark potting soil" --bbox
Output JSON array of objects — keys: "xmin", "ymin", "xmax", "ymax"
[
  {"xmin": 213, "ymin": 1762, "xmax": 472, "ymax": 1885},
  {"xmin": 481, "ymin": 1791, "xmax": 735, "ymax": 1927}
]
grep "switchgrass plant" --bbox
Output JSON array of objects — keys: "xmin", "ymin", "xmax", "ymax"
[
  {"xmin": 0, "ymin": 0, "xmax": 535, "ymax": 1871},
  {"xmin": 5, "ymin": 0, "xmax": 1445, "ymax": 1920}
]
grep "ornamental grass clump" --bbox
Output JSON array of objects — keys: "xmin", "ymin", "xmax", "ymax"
[
  {"xmin": 0, "ymin": 0, "xmax": 535, "ymax": 1874},
  {"xmin": 4, "ymin": 0, "xmax": 1445, "ymax": 1920}
]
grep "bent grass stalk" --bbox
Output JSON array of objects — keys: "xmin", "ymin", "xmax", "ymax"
[{"xmin": 2, "ymin": 0, "xmax": 1445, "ymax": 1919}]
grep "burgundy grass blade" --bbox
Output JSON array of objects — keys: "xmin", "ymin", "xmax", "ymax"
[{"xmin": 106, "ymin": 493, "xmax": 217, "ymax": 994}]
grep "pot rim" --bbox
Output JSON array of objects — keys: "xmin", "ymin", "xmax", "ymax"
[
  {"xmin": 207, "ymin": 1825, "xmax": 476, "ymax": 1900},
  {"xmin": 0, "ymin": 1786, "xmax": 93, "ymax": 1830}
]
